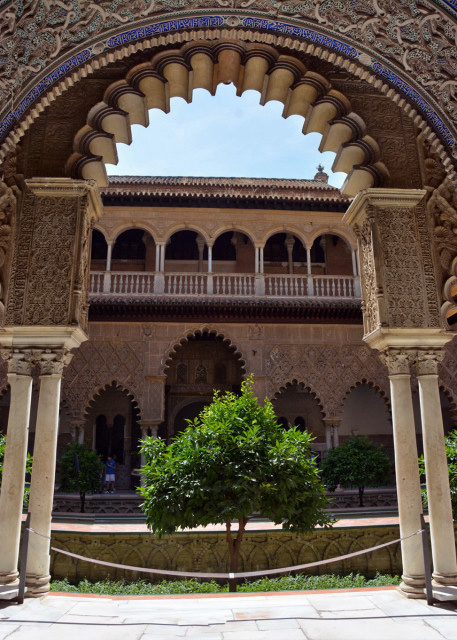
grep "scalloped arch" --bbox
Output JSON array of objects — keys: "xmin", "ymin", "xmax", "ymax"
[
  {"xmin": 84, "ymin": 380, "xmax": 141, "ymax": 419},
  {"xmin": 162, "ymin": 325, "xmax": 246, "ymax": 375},
  {"xmin": 67, "ymin": 39, "xmax": 390, "ymax": 196},
  {"xmin": 271, "ymin": 379, "xmax": 325, "ymax": 417},
  {"xmin": 341, "ymin": 379, "xmax": 391, "ymax": 412}
]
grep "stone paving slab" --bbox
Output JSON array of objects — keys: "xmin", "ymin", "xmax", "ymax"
[{"xmin": 0, "ymin": 588, "xmax": 456, "ymax": 640}]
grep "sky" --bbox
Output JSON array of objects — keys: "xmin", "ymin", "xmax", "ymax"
[{"xmin": 106, "ymin": 83, "xmax": 346, "ymax": 188}]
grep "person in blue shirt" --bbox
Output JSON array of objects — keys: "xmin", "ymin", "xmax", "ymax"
[{"xmin": 104, "ymin": 456, "xmax": 116, "ymax": 493}]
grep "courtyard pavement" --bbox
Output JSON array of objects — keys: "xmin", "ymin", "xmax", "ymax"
[{"xmin": 1, "ymin": 587, "xmax": 457, "ymax": 640}]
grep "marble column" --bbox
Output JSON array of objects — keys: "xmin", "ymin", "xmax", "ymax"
[
  {"xmin": 0, "ymin": 350, "xmax": 34, "ymax": 586},
  {"xmin": 285, "ymin": 234, "xmax": 294, "ymax": 275},
  {"xmin": 416, "ymin": 350, "xmax": 457, "ymax": 586},
  {"xmin": 25, "ymin": 350, "xmax": 73, "ymax": 596},
  {"xmin": 332, "ymin": 422, "xmax": 340, "ymax": 447},
  {"xmin": 380, "ymin": 349, "xmax": 426, "ymax": 597}
]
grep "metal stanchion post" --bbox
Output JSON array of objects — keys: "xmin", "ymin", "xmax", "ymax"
[
  {"xmin": 420, "ymin": 513, "xmax": 434, "ymax": 606},
  {"xmin": 16, "ymin": 512, "xmax": 31, "ymax": 604}
]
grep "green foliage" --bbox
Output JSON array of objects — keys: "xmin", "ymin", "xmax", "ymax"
[
  {"xmin": 419, "ymin": 429, "xmax": 457, "ymax": 520},
  {"xmin": 321, "ymin": 435, "xmax": 391, "ymax": 507},
  {"xmin": 58, "ymin": 442, "xmax": 103, "ymax": 512},
  {"xmin": 0, "ymin": 433, "xmax": 33, "ymax": 505},
  {"xmin": 50, "ymin": 573, "xmax": 401, "ymax": 595},
  {"xmin": 139, "ymin": 376, "xmax": 331, "ymax": 535}
]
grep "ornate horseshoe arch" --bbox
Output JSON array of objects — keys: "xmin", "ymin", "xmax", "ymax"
[{"xmin": 0, "ymin": 2, "xmax": 456, "ymax": 185}]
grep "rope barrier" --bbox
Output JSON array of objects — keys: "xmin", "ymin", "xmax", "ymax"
[{"xmin": 27, "ymin": 526, "xmax": 423, "ymax": 581}]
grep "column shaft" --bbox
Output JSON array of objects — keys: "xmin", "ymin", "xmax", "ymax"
[
  {"xmin": 106, "ymin": 242, "xmax": 113, "ymax": 272},
  {"xmin": 389, "ymin": 373, "xmax": 425, "ymax": 595},
  {"xmin": 25, "ymin": 373, "xmax": 62, "ymax": 596},
  {"xmin": 0, "ymin": 373, "xmax": 33, "ymax": 585},
  {"xmin": 306, "ymin": 247, "xmax": 311, "ymax": 275},
  {"xmin": 418, "ymin": 372, "xmax": 457, "ymax": 584}
]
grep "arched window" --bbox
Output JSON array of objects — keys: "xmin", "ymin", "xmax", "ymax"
[{"xmin": 177, "ymin": 363, "xmax": 187, "ymax": 384}]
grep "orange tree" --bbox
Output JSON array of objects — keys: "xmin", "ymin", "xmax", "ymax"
[
  {"xmin": 139, "ymin": 377, "xmax": 330, "ymax": 591},
  {"xmin": 321, "ymin": 435, "xmax": 392, "ymax": 507}
]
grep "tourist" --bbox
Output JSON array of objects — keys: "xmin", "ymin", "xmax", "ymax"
[{"xmin": 104, "ymin": 456, "xmax": 116, "ymax": 493}]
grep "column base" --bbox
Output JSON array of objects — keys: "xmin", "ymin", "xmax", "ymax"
[
  {"xmin": 396, "ymin": 574, "xmax": 426, "ymax": 599},
  {"xmin": 0, "ymin": 570, "xmax": 18, "ymax": 587},
  {"xmin": 432, "ymin": 572, "xmax": 457, "ymax": 587},
  {"xmin": 25, "ymin": 573, "xmax": 51, "ymax": 597}
]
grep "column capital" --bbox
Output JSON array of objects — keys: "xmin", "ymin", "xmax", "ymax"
[
  {"xmin": 378, "ymin": 348, "xmax": 416, "ymax": 375},
  {"xmin": 0, "ymin": 348, "xmax": 35, "ymax": 375},
  {"xmin": 139, "ymin": 420, "xmax": 160, "ymax": 438},
  {"xmin": 323, "ymin": 417, "xmax": 341, "ymax": 428},
  {"xmin": 33, "ymin": 348, "xmax": 73, "ymax": 375},
  {"xmin": 415, "ymin": 349, "xmax": 445, "ymax": 376}
]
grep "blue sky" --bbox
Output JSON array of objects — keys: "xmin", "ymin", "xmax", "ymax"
[{"xmin": 106, "ymin": 83, "xmax": 346, "ymax": 188}]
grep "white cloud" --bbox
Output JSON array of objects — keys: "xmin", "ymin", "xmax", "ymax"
[{"xmin": 107, "ymin": 84, "xmax": 346, "ymax": 187}]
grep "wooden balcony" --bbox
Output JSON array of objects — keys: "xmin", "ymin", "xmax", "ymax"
[{"xmin": 89, "ymin": 271, "xmax": 361, "ymax": 300}]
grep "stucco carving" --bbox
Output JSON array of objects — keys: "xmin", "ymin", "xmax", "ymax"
[
  {"xmin": 265, "ymin": 343, "xmax": 390, "ymax": 416},
  {"xmin": 376, "ymin": 203, "xmax": 441, "ymax": 328},
  {"xmin": 0, "ymin": 179, "xmax": 15, "ymax": 323},
  {"xmin": 5, "ymin": 182, "xmax": 97, "ymax": 329},
  {"xmin": 62, "ymin": 340, "xmax": 144, "ymax": 419},
  {"xmin": 357, "ymin": 215, "xmax": 379, "ymax": 336},
  {"xmin": 428, "ymin": 178, "xmax": 457, "ymax": 282}
]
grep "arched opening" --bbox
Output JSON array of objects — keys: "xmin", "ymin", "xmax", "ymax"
[
  {"xmin": 212, "ymin": 231, "xmax": 255, "ymax": 273},
  {"xmin": 91, "ymin": 229, "xmax": 108, "ymax": 269},
  {"xmin": 313, "ymin": 234, "xmax": 353, "ymax": 276},
  {"xmin": 111, "ymin": 229, "xmax": 155, "ymax": 272},
  {"xmin": 86, "ymin": 383, "xmax": 140, "ymax": 490},
  {"xmin": 165, "ymin": 230, "xmax": 208, "ymax": 272},
  {"xmin": 272, "ymin": 383, "xmax": 325, "ymax": 456},
  {"xmin": 340, "ymin": 384, "xmax": 393, "ymax": 454},
  {"xmin": 165, "ymin": 331, "xmax": 243, "ymax": 441},
  {"xmin": 264, "ymin": 233, "xmax": 307, "ymax": 275}
]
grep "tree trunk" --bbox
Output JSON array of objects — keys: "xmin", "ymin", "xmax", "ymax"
[
  {"xmin": 80, "ymin": 491, "xmax": 86, "ymax": 513},
  {"xmin": 226, "ymin": 516, "xmax": 248, "ymax": 593},
  {"xmin": 358, "ymin": 486, "xmax": 364, "ymax": 508}
]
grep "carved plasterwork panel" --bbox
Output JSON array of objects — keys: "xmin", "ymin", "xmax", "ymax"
[
  {"xmin": 62, "ymin": 340, "xmax": 145, "ymax": 419},
  {"xmin": 434, "ymin": 339, "xmax": 457, "ymax": 407},
  {"xmin": 374, "ymin": 202, "xmax": 442, "ymax": 328},
  {"xmin": 265, "ymin": 344, "xmax": 390, "ymax": 417},
  {"xmin": 358, "ymin": 216, "xmax": 379, "ymax": 336},
  {"xmin": 0, "ymin": 179, "xmax": 15, "ymax": 324},
  {"xmin": 5, "ymin": 192, "xmax": 78, "ymax": 326}
]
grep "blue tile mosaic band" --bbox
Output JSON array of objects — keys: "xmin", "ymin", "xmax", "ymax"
[
  {"xmin": 107, "ymin": 15, "xmax": 223, "ymax": 47},
  {"xmin": 0, "ymin": 13, "xmax": 455, "ymax": 153},
  {"xmin": 241, "ymin": 17, "xmax": 358, "ymax": 58}
]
